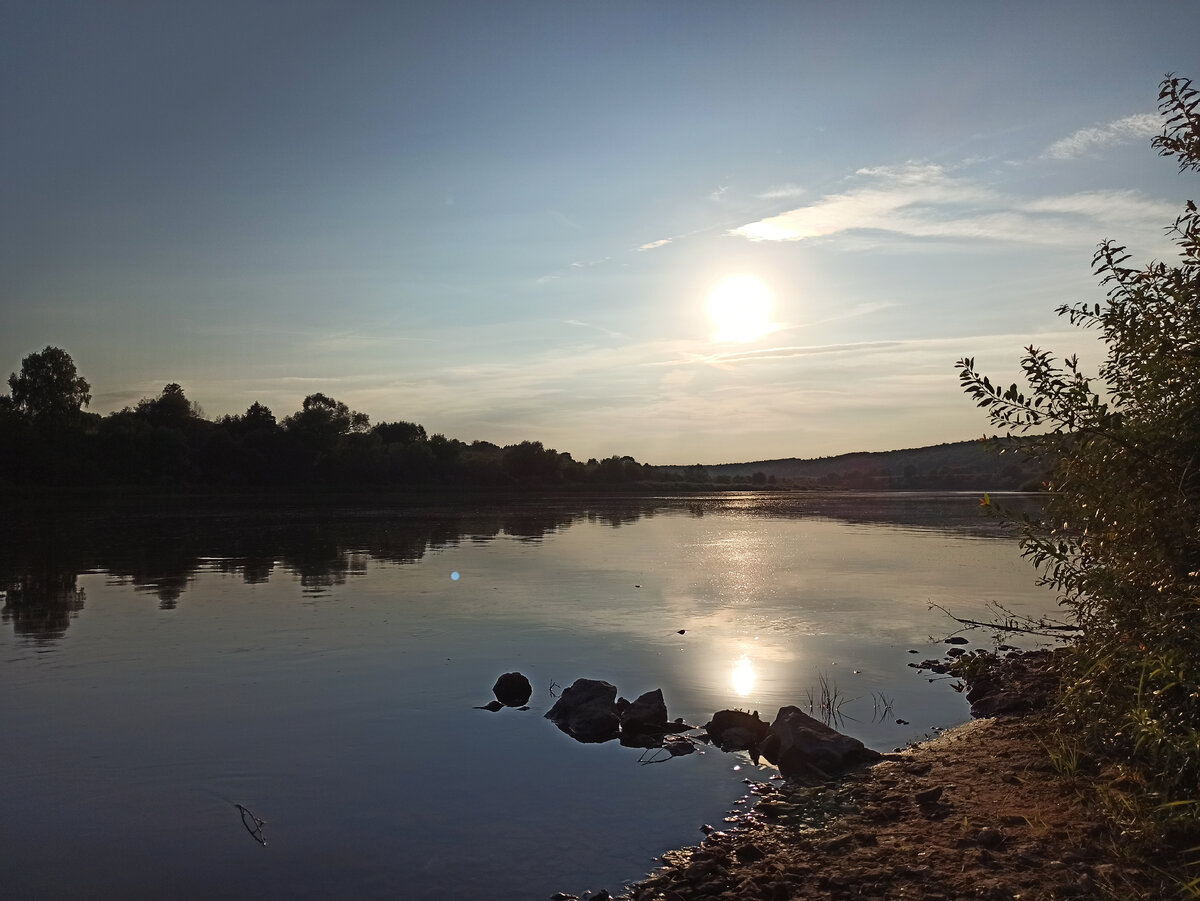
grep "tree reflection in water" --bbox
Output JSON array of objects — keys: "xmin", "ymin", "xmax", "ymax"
[{"xmin": 0, "ymin": 493, "xmax": 1032, "ymax": 643}]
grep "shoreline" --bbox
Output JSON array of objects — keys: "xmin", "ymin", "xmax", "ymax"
[
  {"xmin": 587, "ymin": 712, "xmax": 1159, "ymax": 901},
  {"xmin": 550, "ymin": 650, "xmax": 1178, "ymax": 901}
]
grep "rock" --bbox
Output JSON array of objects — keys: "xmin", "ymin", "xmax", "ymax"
[
  {"xmin": 915, "ymin": 786, "xmax": 944, "ymax": 805},
  {"xmin": 945, "ymin": 636, "xmax": 969, "ymax": 645},
  {"xmin": 620, "ymin": 688, "xmax": 669, "ymax": 731},
  {"xmin": 766, "ymin": 706, "xmax": 882, "ymax": 780},
  {"xmin": 663, "ymin": 735, "xmax": 695, "ymax": 756},
  {"xmin": 492, "ymin": 671, "xmax": 533, "ymax": 707},
  {"xmin": 544, "ymin": 678, "xmax": 620, "ymax": 742},
  {"xmin": 960, "ymin": 649, "xmax": 1062, "ymax": 717},
  {"xmin": 704, "ymin": 709, "xmax": 772, "ymax": 751},
  {"xmin": 976, "ymin": 827, "xmax": 1006, "ymax": 848},
  {"xmin": 946, "ymin": 647, "xmax": 966, "ymax": 657},
  {"xmin": 475, "ymin": 700, "xmax": 505, "ymax": 712},
  {"xmin": 736, "ymin": 842, "xmax": 766, "ymax": 862}
]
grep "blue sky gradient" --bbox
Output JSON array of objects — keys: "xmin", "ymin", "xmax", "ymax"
[{"xmin": 3, "ymin": 1, "xmax": 1196, "ymax": 463}]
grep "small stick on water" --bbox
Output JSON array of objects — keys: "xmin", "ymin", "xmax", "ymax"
[
  {"xmin": 637, "ymin": 748, "xmax": 670, "ymax": 765},
  {"xmin": 235, "ymin": 803, "xmax": 268, "ymax": 846}
]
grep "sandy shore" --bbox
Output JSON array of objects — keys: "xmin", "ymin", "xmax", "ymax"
[
  {"xmin": 548, "ymin": 700, "xmax": 1185, "ymax": 901},
  {"xmin": 589, "ymin": 713, "xmax": 1167, "ymax": 901}
]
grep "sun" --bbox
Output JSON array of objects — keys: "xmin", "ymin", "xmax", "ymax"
[{"xmin": 707, "ymin": 275, "xmax": 775, "ymax": 343}]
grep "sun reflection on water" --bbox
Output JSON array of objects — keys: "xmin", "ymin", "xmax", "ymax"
[{"xmin": 732, "ymin": 655, "xmax": 756, "ymax": 697}]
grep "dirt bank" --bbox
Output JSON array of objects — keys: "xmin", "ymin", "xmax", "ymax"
[{"xmin": 557, "ymin": 651, "xmax": 1178, "ymax": 900}]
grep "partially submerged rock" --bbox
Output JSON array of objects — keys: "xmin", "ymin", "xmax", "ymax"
[
  {"xmin": 758, "ymin": 706, "xmax": 881, "ymax": 780},
  {"xmin": 492, "ymin": 671, "xmax": 533, "ymax": 707},
  {"xmin": 703, "ymin": 709, "xmax": 771, "ymax": 752},
  {"xmin": 662, "ymin": 734, "xmax": 696, "ymax": 757},
  {"xmin": 545, "ymin": 678, "xmax": 621, "ymax": 742},
  {"xmin": 620, "ymin": 689, "xmax": 668, "ymax": 731}
]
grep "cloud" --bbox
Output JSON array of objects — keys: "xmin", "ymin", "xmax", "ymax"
[
  {"xmin": 564, "ymin": 319, "xmax": 626, "ymax": 339},
  {"xmin": 732, "ymin": 163, "xmax": 996, "ymax": 242},
  {"xmin": 307, "ymin": 332, "xmax": 434, "ymax": 354},
  {"xmin": 638, "ymin": 238, "xmax": 672, "ymax": 251},
  {"xmin": 755, "ymin": 183, "xmax": 806, "ymax": 200},
  {"xmin": 658, "ymin": 341, "xmax": 907, "ymax": 368},
  {"xmin": 730, "ymin": 162, "xmax": 1174, "ymax": 252},
  {"xmin": 1018, "ymin": 190, "xmax": 1177, "ymax": 226},
  {"xmin": 1041, "ymin": 113, "xmax": 1160, "ymax": 160}
]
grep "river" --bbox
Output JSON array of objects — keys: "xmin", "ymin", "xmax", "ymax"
[{"xmin": 0, "ymin": 491, "xmax": 1055, "ymax": 900}]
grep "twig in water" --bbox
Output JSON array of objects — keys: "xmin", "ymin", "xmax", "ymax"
[
  {"xmin": 235, "ymin": 803, "xmax": 268, "ymax": 846},
  {"xmin": 928, "ymin": 601, "xmax": 1079, "ymax": 638},
  {"xmin": 638, "ymin": 747, "xmax": 670, "ymax": 765},
  {"xmin": 871, "ymin": 692, "xmax": 895, "ymax": 723}
]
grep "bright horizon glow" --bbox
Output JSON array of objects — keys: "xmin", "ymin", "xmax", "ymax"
[{"xmin": 707, "ymin": 276, "xmax": 776, "ymax": 344}]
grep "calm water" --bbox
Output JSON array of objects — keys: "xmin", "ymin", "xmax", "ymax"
[{"xmin": 1, "ymin": 492, "xmax": 1054, "ymax": 900}]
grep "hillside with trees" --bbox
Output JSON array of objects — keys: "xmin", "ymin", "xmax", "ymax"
[{"xmin": 678, "ymin": 439, "xmax": 1045, "ymax": 490}]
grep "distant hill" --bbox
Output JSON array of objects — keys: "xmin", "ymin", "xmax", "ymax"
[{"xmin": 657, "ymin": 438, "xmax": 1048, "ymax": 491}]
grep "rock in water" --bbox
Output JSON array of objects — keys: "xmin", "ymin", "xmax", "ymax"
[
  {"xmin": 703, "ymin": 709, "xmax": 772, "ymax": 751},
  {"xmin": 766, "ymin": 706, "xmax": 881, "ymax": 779},
  {"xmin": 663, "ymin": 735, "xmax": 695, "ymax": 756},
  {"xmin": 620, "ymin": 689, "xmax": 669, "ymax": 731},
  {"xmin": 544, "ymin": 678, "xmax": 620, "ymax": 743},
  {"xmin": 492, "ymin": 672, "xmax": 533, "ymax": 707}
]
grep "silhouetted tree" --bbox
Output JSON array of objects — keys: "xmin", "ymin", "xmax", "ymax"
[
  {"xmin": 6, "ymin": 346, "xmax": 91, "ymax": 420},
  {"xmin": 136, "ymin": 383, "xmax": 196, "ymax": 429},
  {"xmin": 284, "ymin": 393, "xmax": 369, "ymax": 439},
  {"xmin": 220, "ymin": 401, "xmax": 277, "ymax": 435},
  {"xmin": 373, "ymin": 420, "xmax": 426, "ymax": 445}
]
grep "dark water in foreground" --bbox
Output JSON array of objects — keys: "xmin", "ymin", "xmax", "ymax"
[{"xmin": 0, "ymin": 492, "xmax": 1054, "ymax": 900}]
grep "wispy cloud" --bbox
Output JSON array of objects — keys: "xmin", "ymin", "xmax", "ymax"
[
  {"xmin": 656, "ymin": 341, "xmax": 907, "ymax": 368},
  {"xmin": 638, "ymin": 238, "xmax": 672, "ymax": 251},
  {"xmin": 730, "ymin": 162, "xmax": 1174, "ymax": 252},
  {"xmin": 1041, "ymin": 113, "xmax": 1160, "ymax": 160},
  {"xmin": 308, "ymin": 332, "xmax": 434, "ymax": 354},
  {"xmin": 383, "ymin": 328, "xmax": 1105, "ymax": 462},
  {"xmin": 755, "ymin": 182, "xmax": 806, "ymax": 200},
  {"xmin": 564, "ymin": 319, "xmax": 626, "ymax": 339}
]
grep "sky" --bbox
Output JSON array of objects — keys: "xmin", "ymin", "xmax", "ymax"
[{"xmin": 2, "ymin": 1, "xmax": 1196, "ymax": 465}]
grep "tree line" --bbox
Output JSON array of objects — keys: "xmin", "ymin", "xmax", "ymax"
[{"xmin": 0, "ymin": 352, "xmax": 666, "ymax": 490}]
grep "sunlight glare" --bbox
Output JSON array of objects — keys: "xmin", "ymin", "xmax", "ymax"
[
  {"xmin": 732, "ymin": 655, "xmax": 756, "ymax": 697},
  {"xmin": 706, "ymin": 275, "xmax": 775, "ymax": 343}
]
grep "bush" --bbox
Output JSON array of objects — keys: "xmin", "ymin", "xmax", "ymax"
[{"xmin": 957, "ymin": 75, "xmax": 1200, "ymax": 822}]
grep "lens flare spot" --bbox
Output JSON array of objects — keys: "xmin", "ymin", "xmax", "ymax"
[{"xmin": 450, "ymin": 571, "xmax": 460, "ymax": 581}]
